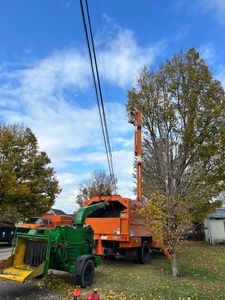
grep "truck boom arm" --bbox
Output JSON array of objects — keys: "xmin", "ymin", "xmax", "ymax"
[{"xmin": 129, "ymin": 110, "xmax": 142, "ymax": 202}]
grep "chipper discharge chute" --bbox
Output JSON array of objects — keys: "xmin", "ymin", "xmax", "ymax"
[{"xmin": 0, "ymin": 202, "xmax": 108, "ymax": 287}]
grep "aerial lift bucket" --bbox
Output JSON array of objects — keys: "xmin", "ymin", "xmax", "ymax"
[{"xmin": 0, "ymin": 236, "xmax": 48, "ymax": 283}]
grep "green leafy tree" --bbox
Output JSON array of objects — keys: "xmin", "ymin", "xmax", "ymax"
[
  {"xmin": 76, "ymin": 170, "xmax": 117, "ymax": 207},
  {"xmin": 127, "ymin": 48, "xmax": 225, "ymax": 276},
  {"xmin": 0, "ymin": 124, "xmax": 61, "ymax": 222}
]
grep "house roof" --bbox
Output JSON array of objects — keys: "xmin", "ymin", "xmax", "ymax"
[
  {"xmin": 208, "ymin": 207, "xmax": 225, "ymax": 219},
  {"xmin": 46, "ymin": 208, "xmax": 67, "ymax": 215}
]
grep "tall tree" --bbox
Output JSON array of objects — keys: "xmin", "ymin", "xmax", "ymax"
[
  {"xmin": 76, "ymin": 170, "xmax": 117, "ymax": 207},
  {"xmin": 0, "ymin": 124, "xmax": 61, "ymax": 222},
  {"xmin": 127, "ymin": 48, "xmax": 225, "ymax": 276}
]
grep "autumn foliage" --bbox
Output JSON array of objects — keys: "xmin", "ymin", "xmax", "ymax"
[
  {"xmin": 0, "ymin": 124, "xmax": 61, "ymax": 222},
  {"xmin": 128, "ymin": 48, "xmax": 225, "ymax": 276}
]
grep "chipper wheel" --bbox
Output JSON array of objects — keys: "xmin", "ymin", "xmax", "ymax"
[
  {"xmin": 136, "ymin": 241, "xmax": 151, "ymax": 264},
  {"xmin": 76, "ymin": 259, "xmax": 95, "ymax": 288}
]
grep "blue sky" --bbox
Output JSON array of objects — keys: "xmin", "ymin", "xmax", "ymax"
[{"xmin": 0, "ymin": 0, "xmax": 225, "ymax": 213}]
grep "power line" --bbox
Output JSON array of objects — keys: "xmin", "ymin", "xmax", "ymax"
[
  {"xmin": 79, "ymin": 0, "xmax": 117, "ymax": 190},
  {"xmin": 84, "ymin": 0, "xmax": 116, "ymax": 189}
]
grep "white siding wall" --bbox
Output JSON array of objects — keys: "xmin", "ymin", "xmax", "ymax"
[
  {"xmin": 209, "ymin": 219, "xmax": 225, "ymax": 244},
  {"xmin": 204, "ymin": 219, "xmax": 210, "ymax": 242}
]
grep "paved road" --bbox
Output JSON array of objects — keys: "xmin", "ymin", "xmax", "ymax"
[
  {"xmin": 0, "ymin": 244, "xmax": 12, "ymax": 260},
  {"xmin": 0, "ymin": 280, "xmax": 63, "ymax": 300}
]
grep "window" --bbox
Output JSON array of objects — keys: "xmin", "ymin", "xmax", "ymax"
[{"xmin": 24, "ymin": 217, "xmax": 43, "ymax": 224}]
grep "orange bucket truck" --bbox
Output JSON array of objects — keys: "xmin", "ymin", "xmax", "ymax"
[{"xmin": 84, "ymin": 111, "xmax": 161, "ymax": 263}]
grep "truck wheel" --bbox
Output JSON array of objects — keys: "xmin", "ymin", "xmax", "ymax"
[
  {"xmin": 136, "ymin": 241, "xmax": 150, "ymax": 264},
  {"xmin": 76, "ymin": 259, "xmax": 95, "ymax": 288}
]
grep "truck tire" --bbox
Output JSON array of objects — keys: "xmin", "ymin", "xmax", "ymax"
[
  {"xmin": 76, "ymin": 259, "xmax": 95, "ymax": 288},
  {"xmin": 136, "ymin": 241, "xmax": 150, "ymax": 264}
]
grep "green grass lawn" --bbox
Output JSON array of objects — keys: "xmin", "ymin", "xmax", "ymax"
[{"xmin": 42, "ymin": 241, "xmax": 225, "ymax": 300}]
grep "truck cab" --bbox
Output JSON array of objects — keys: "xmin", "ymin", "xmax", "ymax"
[{"xmin": 17, "ymin": 214, "xmax": 73, "ymax": 233}]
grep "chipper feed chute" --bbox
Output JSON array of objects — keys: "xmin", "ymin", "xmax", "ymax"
[{"xmin": 0, "ymin": 235, "xmax": 48, "ymax": 283}]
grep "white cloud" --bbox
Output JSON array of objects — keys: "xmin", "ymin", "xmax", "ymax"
[
  {"xmin": 54, "ymin": 144, "xmax": 135, "ymax": 213},
  {"xmin": 216, "ymin": 67, "xmax": 225, "ymax": 89},
  {"xmin": 57, "ymin": 173, "xmax": 80, "ymax": 185},
  {"xmin": 0, "ymin": 24, "xmax": 160, "ymax": 212},
  {"xmin": 171, "ymin": 0, "xmax": 225, "ymax": 27},
  {"xmin": 55, "ymin": 184, "xmax": 79, "ymax": 214},
  {"xmin": 199, "ymin": 43, "xmax": 215, "ymax": 65},
  {"xmin": 20, "ymin": 49, "xmax": 90, "ymax": 98},
  {"xmin": 99, "ymin": 29, "xmax": 163, "ymax": 88},
  {"xmin": 199, "ymin": 0, "xmax": 225, "ymax": 26},
  {"xmin": 55, "ymin": 147, "xmax": 135, "ymax": 213},
  {"xmin": 54, "ymin": 172, "xmax": 90, "ymax": 213}
]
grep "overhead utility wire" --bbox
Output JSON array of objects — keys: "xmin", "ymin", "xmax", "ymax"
[
  {"xmin": 79, "ymin": 0, "xmax": 117, "ymax": 190},
  {"xmin": 84, "ymin": 0, "xmax": 116, "ymax": 190},
  {"xmin": 79, "ymin": 0, "xmax": 111, "ymax": 178},
  {"xmin": 84, "ymin": 0, "xmax": 116, "ymax": 188}
]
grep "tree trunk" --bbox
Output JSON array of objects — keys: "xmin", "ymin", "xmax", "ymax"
[{"xmin": 171, "ymin": 252, "xmax": 179, "ymax": 277}]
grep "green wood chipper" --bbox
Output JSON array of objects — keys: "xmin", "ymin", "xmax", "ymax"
[{"xmin": 0, "ymin": 202, "xmax": 108, "ymax": 287}]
